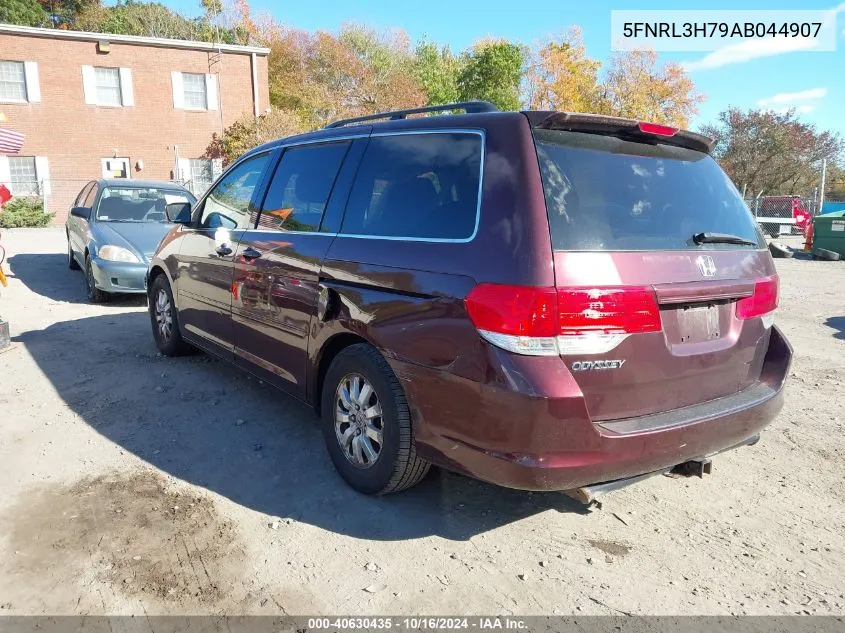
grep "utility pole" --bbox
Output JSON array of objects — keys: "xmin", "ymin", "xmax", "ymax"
[{"xmin": 819, "ymin": 158, "xmax": 827, "ymax": 215}]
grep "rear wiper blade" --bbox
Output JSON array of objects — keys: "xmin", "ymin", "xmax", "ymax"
[{"xmin": 692, "ymin": 232, "xmax": 757, "ymax": 246}]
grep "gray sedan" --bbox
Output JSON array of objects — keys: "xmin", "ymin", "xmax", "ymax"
[{"xmin": 66, "ymin": 179, "xmax": 196, "ymax": 302}]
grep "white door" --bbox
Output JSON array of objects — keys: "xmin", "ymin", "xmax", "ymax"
[{"xmin": 101, "ymin": 158, "xmax": 131, "ymax": 179}]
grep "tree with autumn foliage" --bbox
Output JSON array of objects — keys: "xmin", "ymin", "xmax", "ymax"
[
  {"xmin": 527, "ymin": 32, "xmax": 703, "ymax": 128},
  {"xmin": 700, "ymin": 108, "xmax": 843, "ymax": 195},
  {"xmin": 826, "ymin": 163, "xmax": 845, "ymax": 200},
  {"xmin": 525, "ymin": 28, "xmax": 600, "ymax": 113},
  {"xmin": 203, "ymin": 109, "xmax": 302, "ymax": 165},
  {"xmin": 596, "ymin": 49, "xmax": 703, "ymax": 128},
  {"xmin": 38, "ymin": 0, "xmax": 97, "ymax": 28},
  {"xmin": 257, "ymin": 22, "xmax": 425, "ymax": 128}
]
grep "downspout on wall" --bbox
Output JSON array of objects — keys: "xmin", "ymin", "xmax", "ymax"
[{"xmin": 251, "ymin": 52, "xmax": 260, "ymax": 118}]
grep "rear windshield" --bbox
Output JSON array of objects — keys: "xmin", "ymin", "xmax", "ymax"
[{"xmin": 533, "ymin": 129, "xmax": 764, "ymax": 251}]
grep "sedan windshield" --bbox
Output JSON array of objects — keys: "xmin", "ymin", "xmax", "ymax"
[{"xmin": 96, "ymin": 187, "xmax": 194, "ymax": 223}]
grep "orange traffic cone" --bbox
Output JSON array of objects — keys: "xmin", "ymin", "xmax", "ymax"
[{"xmin": 803, "ymin": 220, "xmax": 814, "ymax": 252}]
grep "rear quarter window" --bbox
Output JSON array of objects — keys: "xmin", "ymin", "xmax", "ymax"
[
  {"xmin": 341, "ymin": 132, "xmax": 483, "ymax": 241},
  {"xmin": 534, "ymin": 129, "xmax": 764, "ymax": 251}
]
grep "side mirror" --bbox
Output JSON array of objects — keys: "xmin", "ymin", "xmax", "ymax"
[
  {"xmin": 166, "ymin": 202, "xmax": 192, "ymax": 225},
  {"xmin": 70, "ymin": 206, "xmax": 90, "ymax": 220}
]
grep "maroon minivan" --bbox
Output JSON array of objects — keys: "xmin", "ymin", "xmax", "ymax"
[{"xmin": 147, "ymin": 102, "xmax": 792, "ymax": 498}]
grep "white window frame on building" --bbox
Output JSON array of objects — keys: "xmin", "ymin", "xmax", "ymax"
[
  {"xmin": 101, "ymin": 157, "xmax": 132, "ymax": 179},
  {"xmin": 0, "ymin": 155, "xmax": 51, "ymax": 196},
  {"xmin": 171, "ymin": 71, "xmax": 218, "ymax": 111},
  {"xmin": 0, "ymin": 60, "xmax": 41, "ymax": 103},
  {"xmin": 81, "ymin": 65, "xmax": 134, "ymax": 107}
]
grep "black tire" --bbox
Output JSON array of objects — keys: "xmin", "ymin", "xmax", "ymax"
[
  {"xmin": 321, "ymin": 343, "xmax": 430, "ymax": 495},
  {"xmin": 67, "ymin": 239, "xmax": 80, "ymax": 270},
  {"xmin": 768, "ymin": 241, "xmax": 793, "ymax": 259},
  {"xmin": 84, "ymin": 254, "xmax": 107, "ymax": 303},
  {"xmin": 813, "ymin": 247, "xmax": 841, "ymax": 261},
  {"xmin": 148, "ymin": 274, "xmax": 191, "ymax": 356}
]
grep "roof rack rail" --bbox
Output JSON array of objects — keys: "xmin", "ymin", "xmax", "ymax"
[{"xmin": 324, "ymin": 101, "xmax": 499, "ymax": 129}]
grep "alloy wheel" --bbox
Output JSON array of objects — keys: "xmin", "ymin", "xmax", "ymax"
[
  {"xmin": 334, "ymin": 373, "xmax": 384, "ymax": 468},
  {"xmin": 154, "ymin": 288, "xmax": 173, "ymax": 340}
]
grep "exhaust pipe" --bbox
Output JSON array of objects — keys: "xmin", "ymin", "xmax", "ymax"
[
  {"xmin": 671, "ymin": 458, "xmax": 712, "ymax": 478},
  {"xmin": 562, "ymin": 470, "xmax": 665, "ymax": 506},
  {"xmin": 564, "ymin": 459, "xmax": 715, "ymax": 504},
  {"xmin": 562, "ymin": 433, "xmax": 761, "ymax": 505}
]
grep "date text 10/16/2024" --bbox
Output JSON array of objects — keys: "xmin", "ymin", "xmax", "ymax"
[{"xmin": 307, "ymin": 617, "xmax": 528, "ymax": 630}]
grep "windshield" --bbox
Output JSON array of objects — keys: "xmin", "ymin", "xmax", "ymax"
[
  {"xmin": 533, "ymin": 129, "xmax": 764, "ymax": 251},
  {"xmin": 95, "ymin": 187, "xmax": 195, "ymax": 223}
]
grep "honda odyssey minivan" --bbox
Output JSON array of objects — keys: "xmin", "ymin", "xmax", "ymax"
[{"xmin": 147, "ymin": 102, "xmax": 792, "ymax": 498}]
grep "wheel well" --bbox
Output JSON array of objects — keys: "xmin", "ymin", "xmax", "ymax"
[
  {"xmin": 148, "ymin": 265, "xmax": 165, "ymax": 283},
  {"xmin": 147, "ymin": 266, "xmax": 166, "ymax": 296},
  {"xmin": 314, "ymin": 333, "xmax": 369, "ymax": 414}
]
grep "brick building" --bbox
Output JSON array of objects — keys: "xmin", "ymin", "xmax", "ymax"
[{"xmin": 0, "ymin": 23, "xmax": 270, "ymax": 223}]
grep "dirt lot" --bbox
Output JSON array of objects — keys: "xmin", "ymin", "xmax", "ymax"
[{"xmin": 0, "ymin": 228, "xmax": 843, "ymax": 616}]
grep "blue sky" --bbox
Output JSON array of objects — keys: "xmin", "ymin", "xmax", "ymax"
[{"xmin": 159, "ymin": 0, "xmax": 845, "ymax": 134}]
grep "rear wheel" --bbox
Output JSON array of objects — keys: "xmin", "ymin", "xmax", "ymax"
[
  {"xmin": 67, "ymin": 239, "xmax": 80, "ymax": 270},
  {"xmin": 84, "ymin": 254, "xmax": 107, "ymax": 303},
  {"xmin": 321, "ymin": 343, "xmax": 430, "ymax": 495},
  {"xmin": 149, "ymin": 275, "xmax": 191, "ymax": 356}
]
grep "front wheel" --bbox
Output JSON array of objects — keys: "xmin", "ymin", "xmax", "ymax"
[
  {"xmin": 84, "ymin": 254, "xmax": 107, "ymax": 303},
  {"xmin": 67, "ymin": 239, "xmax": 80, "ymax": 270},
  {"xmin": 320, "ymin": 343, "xmax": 430, "ymax": 495},
  {"xmin": 148, "ymin": 275, "xmax": 191, "ymax": 356}
]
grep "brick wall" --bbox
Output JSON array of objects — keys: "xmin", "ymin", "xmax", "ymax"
[{"xmin": 0, "ymin": 31, "xmax": 270, "ymax": 223}]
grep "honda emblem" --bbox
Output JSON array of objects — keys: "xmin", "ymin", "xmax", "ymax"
[{"xmin": 696, "ymin": 255, "xmax": 717, "ymax": 278}]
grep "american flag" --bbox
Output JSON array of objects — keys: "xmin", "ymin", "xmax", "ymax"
[{"xmin": 0, "ymin": 128, "xmax": 25, "ymax": 154}]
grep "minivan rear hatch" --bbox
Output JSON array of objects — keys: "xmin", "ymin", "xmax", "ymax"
[{"xmin": 530, "ymin": 113, "xmax": 777, "ymax": 421}]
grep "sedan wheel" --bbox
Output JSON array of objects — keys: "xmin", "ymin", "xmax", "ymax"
[
  {"xmin": 84, "ymin": 254, "xmax": 106, "ymax": 303},
  {"xmin": 67, "ymin": 240, "xmax": 80, "ymax": 270},
  {"xmin": 334, "ymin": 373, "xmax": 384, "ymax": 468}
]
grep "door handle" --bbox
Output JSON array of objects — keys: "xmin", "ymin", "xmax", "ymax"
[
  {"xmin": 242, "ymin": 247, "xmax": 262, "ymax": 260},
  {"xmin": 216, "ymin": 244, "xmax": 233, "ymax": 256}
]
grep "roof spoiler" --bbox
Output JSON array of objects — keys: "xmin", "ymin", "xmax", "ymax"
[{"xmin": 527, "ymin": 111, "xmax": 716, "ymax": 154}]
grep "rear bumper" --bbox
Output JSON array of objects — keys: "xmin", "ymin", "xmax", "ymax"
[
  {"xmin": 395, "ymin": 325, "xmax": 792, "ymax": 492},
  {"xmin": 90, "ymin": 257, "xmax": 148, "ymax": 294}
]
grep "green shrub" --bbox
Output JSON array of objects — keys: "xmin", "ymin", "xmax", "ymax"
[{"xmin": 0, "ymin": 197, "xmax": 54, "ymax": 228}]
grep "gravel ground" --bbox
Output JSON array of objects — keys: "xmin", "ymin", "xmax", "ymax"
[{"xmin": 0, "ymin": 228, "xmax": 843, "ymax": 616}]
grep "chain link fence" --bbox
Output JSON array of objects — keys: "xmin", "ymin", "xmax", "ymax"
[{"xmin": 744, "ymin": 192, "xmax": 823, "ymax": 238}]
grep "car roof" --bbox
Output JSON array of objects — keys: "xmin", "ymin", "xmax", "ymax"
[
  {"xmin": 96, "ymin": 179, "xmax": 191, "ymax": 190},
  {"xmin": 242, "ymin": 107, "xmax": 713, "ymax": 160},
  {"xmin": 244, "ymin": 110, "xmax": 519, "ymax": 159}
]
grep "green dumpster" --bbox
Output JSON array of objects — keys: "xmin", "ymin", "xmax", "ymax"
[{"xmin": 813, "ymin": 210, "xmax": 845, "ymax": 258}]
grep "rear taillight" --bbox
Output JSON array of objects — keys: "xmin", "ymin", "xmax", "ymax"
[
  {"xmin": 464, "ymin": 284, "xmax": 558, "ymax": 355},
  {"xmin": 465, "ymin": 284, "xmax": 661, "ymax": 356},
  {"xmin": 558, "ymin": 287, "xmax": 661, "ymax": 335},
  {"xmin": 736, "ymin": 275, "xmax": 778, "ymax": 327}
]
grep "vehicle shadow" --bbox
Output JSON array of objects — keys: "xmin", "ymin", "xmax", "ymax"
[
  {"xmin": 14, "ymin": 311, "xmax": 587, "ymax": 542},
  {"xmin": 8, "ymin": 253, "xmax": 146, "ymax": 306},
  {"xmin": 825, "ymin": 316, "xmax": 845, "ymax": 341}
]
